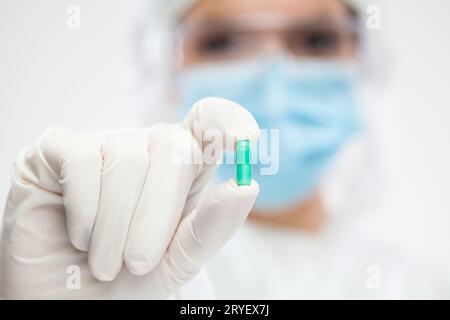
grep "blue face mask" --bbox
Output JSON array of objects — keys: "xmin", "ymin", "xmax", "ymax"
[{"xmin": 177, "ymin": 57, "xmax": 361, "ymax": 210}]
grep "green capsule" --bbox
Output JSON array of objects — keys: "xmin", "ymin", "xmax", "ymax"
[{"xmin": 236, "ymin": 140, "xmax": 251, "ymax": 186}]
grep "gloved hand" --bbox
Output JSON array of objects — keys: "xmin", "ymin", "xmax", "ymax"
[{"xmin": 1, "ymin": 97, "xmax": 260, "ymax": 299}]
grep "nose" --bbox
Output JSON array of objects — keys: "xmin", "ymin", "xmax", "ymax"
[{"xmin": 251, "ymin": 30, "xmax": 294, "ymax": 59}]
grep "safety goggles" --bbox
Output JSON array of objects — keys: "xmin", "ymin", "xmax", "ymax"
[{"xmin": 175, "ymin": 13, "xmax": 361, "ymax": 64}]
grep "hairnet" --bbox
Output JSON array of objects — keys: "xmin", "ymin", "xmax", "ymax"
[{"xmin": 141, "ymin": 0, "xmax": 376, "ymax": 28}]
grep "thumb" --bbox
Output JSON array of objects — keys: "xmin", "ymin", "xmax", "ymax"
[{"xmin": 152, "ymin": 179, "xmax": 259, "ymax": 292}]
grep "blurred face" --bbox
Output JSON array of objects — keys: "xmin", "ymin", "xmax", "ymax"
[
  {"xmin": 177, "ymin": 0, "xmax": 359, "ymax": 67},
  {"xmin": 175, "ymin": 0, "xmax": 362, "ymax": 213}
]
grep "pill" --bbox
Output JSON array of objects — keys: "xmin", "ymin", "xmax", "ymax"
[{"xmin": 236, "ymin": 140, "xmax": 251, "ymax": 186}]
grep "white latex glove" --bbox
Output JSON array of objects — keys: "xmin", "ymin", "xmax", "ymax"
[{"xmin": 1, "ymin": 97, "xmax": 260, "ymax": 299}]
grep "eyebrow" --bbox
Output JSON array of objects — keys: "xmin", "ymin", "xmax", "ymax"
[{"xmin": 178, "ymin": 14, "xmax": 358, "ymax": 38}]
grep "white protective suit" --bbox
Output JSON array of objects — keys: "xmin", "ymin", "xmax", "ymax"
[{"xmin": 206, "ymin": 217, "xmax": 450, "ymax": 299}]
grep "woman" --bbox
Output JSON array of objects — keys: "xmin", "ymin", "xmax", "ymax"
[
  {"xmin": 1, "ymin": 0, "xmax": 448, "ymax": 299},
  {"xmin": 160, "ymin": 0, "xmax": 447, "ymax": 299}
]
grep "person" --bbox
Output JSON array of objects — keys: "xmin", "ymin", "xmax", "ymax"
[
  {"xmin": 1, "ymin": 0, "xmax": 448, "ymax": 299},
  {"xmin": 162, "ymin": 0, "xmax": 449, "ymax": 299}
]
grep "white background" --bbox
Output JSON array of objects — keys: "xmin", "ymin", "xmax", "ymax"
[{"xmin": 1, "ymin": 1, "xmax": 449, "ymax": 268}]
